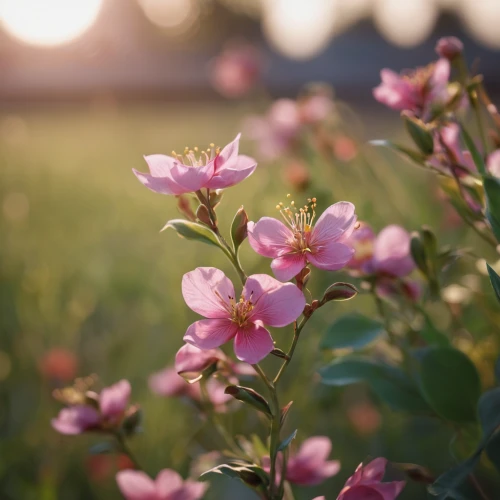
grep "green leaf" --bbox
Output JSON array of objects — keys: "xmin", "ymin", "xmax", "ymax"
[
  {"xmin": 403, "ymin": 113, "xmax": 434, "ymax": 155},
  {"xmin": 161, "ymin": 219, "xmax": 222, "ymax": 249},
  {"xmin": 416, "ymin": 310, "xmax": 450, "ymax": 347},
  {"xmin": 461, "ymin": 126, "xmax": 486, "ymax": 175},
  {"xmin": 321, "ymin": 282, "xmax": 358, "ymax": 303},
  {"xmin": 230, "ymin": 206, "xmax": 248, "ymax": 251},
  {"xmin": 487, "ymin": 263, "xmax": 500, "ymax": 304},
  {"xmin": 200, "ymin": 463, "xmax": 269, "ymax": 488},
  {"xmin": 419, "ymin": 348, "xmax": 481, "ymax": 422},
  {"xmin": 369, "ymin": 139, "xmax": 427, "ymax": 165},
  {"xmin": 484, "ymin": 176, "xmax": 500, "ymax": 243},
  {"xmin": 224, "ymin": 385, "xmax": 272, "ymax": 418},
  {"xmin": 278, "ymin": 429, "xmax": 297, "ymax": 452},
  {"xmin": 319, "ymin": 357, "xmax": 430, "ymax": 413},
  {"xmin": 320, "ymin": 313, "xmax": 384, "ymax": 350}
]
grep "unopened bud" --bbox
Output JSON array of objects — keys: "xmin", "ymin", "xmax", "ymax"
[
  {"xmin": 435, "ymin": 36, "xmax": 463, "ymax": 61},
  {"xmin": 320, "ymin": 282, "xmax": 358, "ymax": 304},
  {"xmin": 209, "ymin": 190, "xmax": 224, "ymax": 209},
  {"xmin": 230, "ymin": 206, "xmax": 248, "ymax": 250},
  {"xmin": 295, "ymin": 267, "xmax": 311, "ymax": 291},
  {"xmin": 196, "ymin": 204, "xmax": 213, "ymax": 227},
  {"xmin": 176, "ymin": 195, "xmax": 196, "ymax": 221}
]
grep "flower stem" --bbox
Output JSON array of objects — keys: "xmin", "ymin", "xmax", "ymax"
[{"xmin": 115, "ymin": 432, "xmax": 141, "ymax": 470}]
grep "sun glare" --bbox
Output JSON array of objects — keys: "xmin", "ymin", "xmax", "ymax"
[{"xmin": 0, "ymin": 0, "xmax": 103, "ymax": 47}]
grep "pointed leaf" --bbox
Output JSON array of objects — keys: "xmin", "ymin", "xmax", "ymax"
[
  {"xmin": 321, "ymin": 282, "xmax": 358, "ymax": 303},
  {"xmin": 224, "ymin": 385, "xmax": 272, "ymax": 418},
  {"xmin": 278, "ymin": 429, "xmax": 298, "ymax": 452},
  {"xmin": 461, "ymin": 126, "xmax": 486, "ymax": 175},
  {"xmin": 161, "ymin": 219, "xmax": 222, "ymax": 248},
  {"xmin": 487, "ymin": 264, "xmax": 500, "ymax": 304},
  {"xmin": 369, "ymin": 139, "xmax": 427, "ymax": 165}
]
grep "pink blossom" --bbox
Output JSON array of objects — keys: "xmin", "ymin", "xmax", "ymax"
[
  {"xmin": 373, "ymin": 59, "xmax": 450, "ymax": 121},
  {"xmin": 248, "ymin": 201, "xmax": 356, "ymax": 281},
  {"xmin": 435, "ymin": 36, "xmax": 463, "ymax": 60},
  {"xmin": 52, "ymin": 379, "xmax": 132, "ymax": 435},
  {"xmin": 116, "ymin": 469, "xmax": 207, "ymax": 500},
  {"xmin": 210, "ymin": 42, "xmax": 261, "ymax": 98},
  {"xmin": 182, "ymin": 268, "xmax": 305, "ymax": 364},
  {"xmin": 51, "ymin": 405, "xmax": 100, "ymax": 435},
  {"xmin": 133, "ymin": 134, "xmax": 257, "ymax": 195},
  {"xmin": 263, "ymin": 436, "xmax": 340, "ymax": 486},
  {"xmin": 487, "ymin": 149, "xmax": 500, "ymax": 178},
  {"xmin": 299, "ymin": 94, "xmax": 334, "ymax": 125},
  {"xmin": 337, "ymin": 458, "xmax": 405, "ymax": 500}
]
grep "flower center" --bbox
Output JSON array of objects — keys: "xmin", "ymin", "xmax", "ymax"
[
  {"xmin": 53, "ymin": 375, "xmax": 97, "ymax": 406},
  {"xmin": 403, "ymin": 63, "xmax": 435, "ymax": 89},
  {"xmin": 276, "ymin": 195, "xmax": 317, "ymax": 254},
  {"xmin": 172, "ymin": 143, "xmax": 221, "ymax": 167},
  {"xmin": 229, "ymin": 296, "xmax": 254, "ymax": 327}
]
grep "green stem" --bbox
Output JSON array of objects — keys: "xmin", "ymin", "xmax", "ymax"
[{"xmin": 115, "ymin": 433, "xmax": 141, "ymax": 470}]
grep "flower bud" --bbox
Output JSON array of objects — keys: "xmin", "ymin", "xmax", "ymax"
[
  {"xmin": 321, "ymin": 282, "xmax": 358, "ymax": 304},
  {"xmin": 196, "ymin": 204, "xmax": 213, "ymax": 227},
  {"xmin": 231, "ymin": 206, "xmax": 248, "ymax": 250},
  {"xmin": 176, "ymin": 195, "xmax": 196, "ymax": 221},
  {"xmin": 435, "ymin": 37, "xmax": 463, "ymax": 61}
]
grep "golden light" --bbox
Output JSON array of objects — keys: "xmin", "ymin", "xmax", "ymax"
[
  {"xmin": 137, "ymin": 0, "xmax": 199, "ymax": 33},
  {"xmin": 0, "ymin": 0, "xmax": 102, "ymax": 47},
  {"xmin": 374, "ymin": 0, "xmax": 438, "ymax": 47},
  {"xmin": 461, "ymin": 0, "xmax": 500, "ymax": 49},
  {"xmin": 263, "ymin": 0, "xmax": 336, "ymax": 60}
]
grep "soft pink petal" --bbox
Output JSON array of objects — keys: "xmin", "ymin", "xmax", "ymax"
[
  {"xmin": 206, "ymin": 378, "xmax": 233, "ymax": 406},
  {"xmin": 148, "ymin": 367, "xmax": 187, "ymax": 397},
  {"xmin": 233, "ymin": 322, "xmax": 274, "ymax": 364},
  {"xmin": 247, "ymin": 218, "xmax": 294, "ymax": 258},
  {"xmin": 116, "ymin": 470, "xmax": 158, "ymax": 500},
  {"xmin": 245, "ymin": 274, "xmax": 305, "ymax": 327},
  {"xmin": 270, "ymin": 253, "xmax": 308, "ymax": 282},
  {"xmin": 133, "ymin": 167, "xmax": 184, "ymax": 196},
  {"xmin": 488, "ymin": 150, "xmax": 500, "ymax": 178},
  {"xmin": 182, "ymin": 267, "xmax": 234, "ymax": 319},
  {"xmin": 215, "ymin": 133, "xmax": 240, "ymax": 168},
  {"xmin": 295, "ymin": 436, "xmax": 332, "ymax": 464},
  {"xmin": 175, "ymin": 343, "xmax": 224, "ymax": 376},
  {"xmin": 100, "ymin": 379, "xmax": 131, "ymax": 418},
  {"xmin": 372, "ymin": 225, "xmax": 415, "ymax": 277},
  {"xmin": 431, "ymin": 58, "xmax": 450, "ymax": 88},
  {"xmin": 184, "ymin": 318, "xmax": 238, "ymax": 350},
  {"xmin": 339, "ymin": 485, "xmax": 385, "ymax": 500},
  {"xmin": 307, "ymin": 241, "xmax": 354, "ymax": 272},
  {"xmin": 144, "ymin": 154, "xmax": 177, "ymax": 177},
  {"xmin": 169, "ymin": 160, "xmax": 215, "ymax": 192},
  {"xmin": 372, "ymin": 481, "xmax": 406, "ymax": 500},
  {"xmin": 171, "ymin": 481, "xmax": 208, "ymax": 500},
  {"xmin": 361, "ymin": 458, "xmax": 388, "ymax": 482},
  {"xmin": 311, "ymin": 202, "xmax": 357, "ymax": 246},
  {"xmin": 319, "ymin": 460, "xmax": 342, "ymax": 479},
  {"xmin": 155, "ymin": 469, "xmax": 183, "ymax": 497},
  {"xmin": 51, "ymin": 406, "xmax": 100, "ymax": 435},
  {"xmin": 206, "ymin": 154, "xmax": 257, "ymax": 189}
]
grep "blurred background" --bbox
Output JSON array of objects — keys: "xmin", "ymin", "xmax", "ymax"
[{"xmin": 1, "ymin": 0, "xmax": 500, "ymax": 499}]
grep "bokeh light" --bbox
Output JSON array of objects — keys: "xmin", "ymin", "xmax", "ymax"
[
  {"xmin": 263, "ymin": 0, "xmax": 336, "ymax": 60},
  {"xmin": 0, "ymin": 0, "xmax": 103, "ymax": 47},
  {"xmin": 461, "ymin": 0, "xmax": 500, "ymax": 49},
  {"xmin": 374, "ymin": 0, "xmax": 438, "ymax": 47},
  {"xmin": 137, "ymin": 0, "xmax": 199, "ymax": 33}
]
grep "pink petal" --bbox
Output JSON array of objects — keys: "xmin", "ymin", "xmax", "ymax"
[
  {"xmin": 100, "ymin": 379, "xmax": 131, "ymax": 418},
  {"xmin": 116, "ymin": 470, "xmax": 158, "ymax": 500},
  {"xmin": 247, "ymin": 218, "xmax": 294, "ymax": 258},
  {"xmin": 319, "ymin": 460, "xmax": 341, "ymax": 479},
  {"xmin": 372, "ymin": 481, "xmax": 406, "ymax": 500},
  {"xmin": 182, "ymin": 267, "xmax": 234, "ymax": 319},
  {"xmin": 233, "ymin": 322, "xmax": 274, "ymax": 364},
  {"xmin": 206, "ymin": 154, "xmax": 257, "ymax": 189},
  {"xmin": 148, "ymin": 367, "xmax": 187, "ymax": 397},
  {"xmin": 206, "ymin": 378, "xmax": 233, "ymax": 406},
  {"xmin": 169, "ymin": 160, "xmax": 215, "ymax": 192},
  {"xmin": 184, "ymin": 318, "xmax": 238, "ymax": 350},
  {"xmin": 295, "ymin": 436, "xmax": 332, "ymax": 464},
  {"xmin": 144, "ymin": 154, "xmax": 177, "ymax": 177},
  {"xmin": 51, "ymin": 406, "xmax": 100, "ymax": 435},
  {"xmin": 361, "ymin": 458, "xmax": 388, "ymax": 482},
  {"xmin": 488, "ymin": 150, "xmax": 500, "ymax": 178},
  {"xmin": 133, "ymin": 167, "xmax": 184, "ymax": 196},
  {"xmin": 307, "ymin": 241, "xmax": 354, "ymax": 272},
  {"xmin": 339, "ymin": 485, "xmax": 385, "ymax": 500},
  {"xmin": 372, "ymin": 225, "xmax": 415, "ymax": 277},
  {"xmin": 245, "ymin": 274, "xmax": 306, "ymax": 327},
  {"xmin": 215, "ymin": 133, "xmax": 240, "ymax": 168},
  {"xmin": 172, "ymin": 481, "xmax": 208, "ymax": 500},
  {"xmin": 175, "ymin": 343, "xmax": 224, "ymax": 376},
  {"xmin": 311, "ymin": 202, "xmax": 357, "ymax": 246},
  {"xmin": 431, "ymin": 58, "xmax": 450, "ymax": 87},
  {"xmin": 155, "ymin": 469, "xmax": 183, "ymax": 497},
  {"xmin": 270, "ymin": 253, "xmax": 307, "ymax": 282}
]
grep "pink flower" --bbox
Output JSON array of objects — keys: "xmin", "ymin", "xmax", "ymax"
[
  {"xmin": 248, "ymin": 201, "xmax": 357, "ymax": 281},
  {"xmin": 133, "ymin": 134, "xmax": 257, "ymax": 195},
  {"xmin": 263, "ymin": 436, "xmax": 340, "ymax": 486},
  {"xmin": 337, "ymin": 458, "xmax": 405, "ymax": 500},
  {"xmin": 51, "ymin": 405, "xmax": 100, "ymax": 435},
  {"xmin": 286, "ymin": 436, "xmax": 341, "ymax": 486},
  {"xmin": 116, "ymin": 469, "xmax": 207, "ymax": 500},
  {"xmin": 487, "ymin": 149, "xmax": 500, "ymax": 178},
  {"xmin": 51, "ymin": 379, "xmax": 132, "ymax": 435},
  {"xmin": 182, "ymin": 268, "xmax": 305, "ymax": 364},
  {"xmin": 435, "ymin": 36, "xmax": 463, "ymax": 60},
  {"xmin": 175, "ymin": 343, "xmax": 224, "ymax": 379},
  {"xmin": 373, "ymin": 59, "xmax": 450, "ymax": 121},
  {"xmin": 210, "ymin": 42, "xmax": 261, "ymax": 98}
]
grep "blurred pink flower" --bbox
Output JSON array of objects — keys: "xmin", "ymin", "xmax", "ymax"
[
  {"xmin": 182, "ymin": 267, "xmax": 305, "ymax": 364},
  {"xmin": 373, "ymin": 59, "xmax": 450, "ymax": 121},
  {"xmin": 210, "ymin": 42, "xmax": 261, "ymax": 98},
  {"xmin": 487, "ymin": 149, "xmax": 500, "ymax": 178},
  {"xmin": 248, "ymin": 201, "xmax": 356, "ymax": 281},
  {"xmin": 133, "ymin": 134, "xmax": 256, "ymax": 195},
  {"xmin": 39, "ymin": 348, "xmax": 78, "ymax": 382},
  {"xmin": 116, "ymin": 469, "xmax": 207, "ymax": 500},
  {"xmin": 51, "ymin": 405, "xmax": 100, "ymax": 435},
  {"xmin": 435, "ymin": 36, "xmax": 463, "ymax": 60},
  {"xmin": 52, "ymin": 379, "xmax": 132, "ymax": 435},
  {"xmin": 263, "ymin": 436, "xmax": 340, "ymax": 486},
  {"xmin": 299, "ymin": 94, "xmax": 334, "ymax": 125},
  {"xmin": 337, "ymin": 458, "xmax": 405, "ymax": 500}
]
